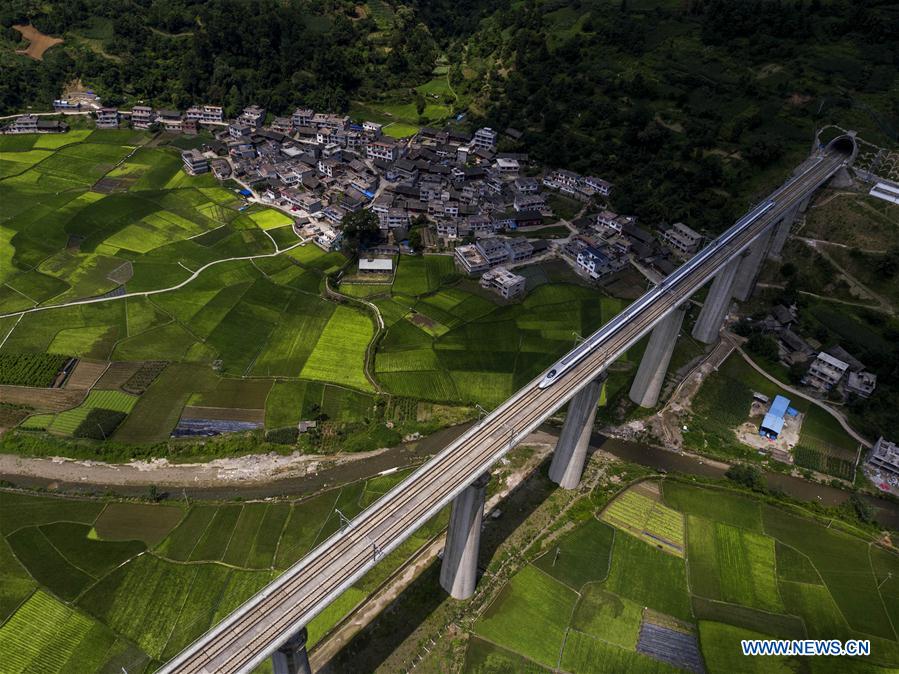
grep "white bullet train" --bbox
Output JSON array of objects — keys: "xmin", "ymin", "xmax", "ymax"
[{"xmin": 538, "ymin": 199, "xmax": 777, "ymax": 389}]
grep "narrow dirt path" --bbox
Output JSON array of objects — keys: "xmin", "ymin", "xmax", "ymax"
[{"xmin": 800, "ymin": 238, "xmax": 894, "ymax": 313}]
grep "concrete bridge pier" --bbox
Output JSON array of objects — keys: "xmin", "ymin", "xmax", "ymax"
[
  {"xmin": 440, "ymin": 472, "xmax": 490, "ymax": 599},
  {"xmin": 732, "ymin": 228, "xmax": 773, "ymax": 302},
  {"xmin": 628, "ymin": 305, "xmax": 687, "ymax": 408},
  {"xmin": 691, "ymin": 257, "xmax": 740, "ymax": 344},
  {"xmin": 272, "ymin": 628, "xmax": 312, "ymax": 674},
  {"xmin": 548, "ymin": 374, "xmax": 606, "ymax": 488},
  {"xmin": 767, "ymin": 207, "xmax": 798, "ymax": 260}
]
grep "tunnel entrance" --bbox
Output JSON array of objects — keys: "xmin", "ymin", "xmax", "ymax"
[{"xmin": 825, "ymin": 133, "xmax": 858, "ymax": 162}]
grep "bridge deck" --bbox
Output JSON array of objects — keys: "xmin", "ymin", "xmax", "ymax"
[{"xmin": 160, "ymin": 149, "xmax": 848, "ymax": 674}]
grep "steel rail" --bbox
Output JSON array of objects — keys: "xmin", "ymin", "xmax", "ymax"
[{"xmin": 161, "ymin": 149, "xmax": 846, "ymax": 674}]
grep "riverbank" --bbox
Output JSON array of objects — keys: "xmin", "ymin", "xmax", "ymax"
[{"xmin": 4, "ymin": 421, "xmax": 899, "ymax": 530}]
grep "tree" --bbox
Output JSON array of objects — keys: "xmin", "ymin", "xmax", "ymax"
[
  {"xmin": 342, "ymin": 209, "xmax": 380, "ymax": 254},
  {"xmin": 408, "ymin": 227, "xmax": 423, "ymax": 251},
  {"xmin": 746, "ymin": 333, "xmax": 779, "ymax": 361},
  {"xmin": 725, "ymin": 463, "xmax": 766, "ymax": 492}
]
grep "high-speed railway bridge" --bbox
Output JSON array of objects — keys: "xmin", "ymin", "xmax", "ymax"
[{"xmin": 160, "ymin": 135, "xmax": 857, "ymax": 674}]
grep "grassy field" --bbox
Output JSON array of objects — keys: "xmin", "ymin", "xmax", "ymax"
[{"xmin": 467, "ymin": 479, "xmax": 899, "ymax": 673}]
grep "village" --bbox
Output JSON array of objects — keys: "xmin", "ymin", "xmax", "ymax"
[
  {"xmin": 3, "ymin": 96, "xmax": 895, "ymax": 485},
  {"xmin": 3, "ymin": 97, "xmax": 712, "ymax": 302}
]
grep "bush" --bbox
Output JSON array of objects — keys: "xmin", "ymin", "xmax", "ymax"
[
  {"xmin": 73, "ymin": 409, "xmax": 128, "ymax": 440},
  {"xmin": 725, "ymin": 463, "xmax": 766, "ymax": 492},
  {"xmin": 264, "ymin": 426, "xmax": 299, "ymax": 445}
]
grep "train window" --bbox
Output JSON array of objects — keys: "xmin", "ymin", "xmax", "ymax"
[{"xmin": 547, "ymin": 369, "xmax": 557, "ymax": 378}]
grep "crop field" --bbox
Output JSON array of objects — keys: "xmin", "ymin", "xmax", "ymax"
[
  {"xmin": 600, "ymin": 489, "xmax": 684, "ymax": 556},
  {"xmin": 685, "ymin": 516, "xmax": 782, "ymax": 612},
  {"xmin": 761, "ymin": 505, "xmax": 895, "ymax": 639},
  {"xmin": 475, "ymin": 564, "xmax": 579, "ymax": 667},
  {"xmin": 0, "ymin": 352, "xmax": 69, "ymax": 386},
  {"xmin": 376, "ymin": 276, "xmax": 628, "ymax": 407},
  {"xmin": 533, "ymin": 519, "xmax": 615, "ymax": 590},
  {"xmin": 468, "ymin": 480, "xmax": 899, "ymax": 673},
  {"xmin": 1, "ymin": 466, "xmax": 447, "ymax": 670},
  {"xmin": 299, "ymin": 305, "xmax": 375, "ymax": 390},
  {"xmin": 0, "ymin": 590, "xmax": 148, "ymax": 674},
  {"xmin": 92, "ymin": 502, "xmax": 184, "ymax": 545},
  {"xmin": 43, "ymin": 388, "xmax": 138, "ymax": 435}
]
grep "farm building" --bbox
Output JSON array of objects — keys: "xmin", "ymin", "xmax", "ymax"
[{"xmin": 759, "ymin": 395, "xmax": 797, "ymax": 440}]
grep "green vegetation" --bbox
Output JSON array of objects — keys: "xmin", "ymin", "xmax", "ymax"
[
  {"xmin": 376, "ymin": 274, "xmax": 629, "ymax": 407},
  {"xmin": 475, "ymin": 564, "xmax": 578, "ymax": 668},
  {"xmin": 0, "ymin": 591, "xmax": 148, "ymax": 674},
  {"xmin": 600, "ymin": 488, "xmax": 684, "ymax": 555},
  {"xmin": 457, "ymin": 0, "xmax": 896, "ymax": 236},
  {"xmin": 468, "ymin": 479, "xmax": 899, "ymax": 673},
  {"xmin": 0, "ymin": 466, "xmax": 449, "ymax": 670},
  {"xmin": 0, "ymin": 352, "xmax": 69, "ymax": 386},
  {"xmin": 532, "ymin": 519, "xmax": 614, "ymax": 591}
]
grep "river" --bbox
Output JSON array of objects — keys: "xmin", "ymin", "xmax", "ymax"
[{"xmin": 4, "ymin": 424, "xmax": 899, "ymax": 530}]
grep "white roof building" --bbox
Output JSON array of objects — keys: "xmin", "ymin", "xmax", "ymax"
[{"xmin": 358, "ymin": 258, "xmax": 393, "ymax": 273}]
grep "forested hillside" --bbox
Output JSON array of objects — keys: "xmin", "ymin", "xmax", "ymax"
[
  {"xmin": 449, "ymin": 0, "xmax": 898, "ymax": 229},
  {"xmin": 0, "ymin": 0, "xmax": 444, "ymax": 114}
]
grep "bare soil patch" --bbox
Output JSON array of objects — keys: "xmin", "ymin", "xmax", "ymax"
[
  {"xmin": 13, "ymin": 24, "xmax": 64, "ymax": 60},
  {"xmin": 106, "ymin": 261, "xmax": 133, "ymax": 285},
  {"xmin": 0, "ymin": 386, "xmax": 85, "ymax": 412},
  {"xmin": 409, "ymin": 313, "xmax": 436, "ymax": 330},
  {"xmin": 63, "ymin": 359, "xmax": 108, "ymax": 389},
  {"xmin": 95, "ymin": 361, "xmax": 142, "ymax": 390}
]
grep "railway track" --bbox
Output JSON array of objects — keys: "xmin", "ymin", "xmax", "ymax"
[{"xmin": 161, "ymin": 148, "xmax": 848, "ymax": 674}]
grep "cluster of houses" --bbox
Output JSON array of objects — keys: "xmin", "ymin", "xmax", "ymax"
[
  {"xmin": 757, "ymin": 303, "xmax": 877, "ymax": 400},
  {"xmin": 2, "ymin": 114, "xmax": 68, "ymax": 134},
  {"xmin": 4, "ymin": 96, "xmax": 726, "ymax": 300}
]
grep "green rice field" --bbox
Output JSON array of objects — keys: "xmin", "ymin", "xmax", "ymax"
[
  {"xmin": 466, "ymin": 479, "xmax": 899, "ymax": 673},
  {"xmin": 0, "ymin": 466, "xmax": 447, "ymax": 671}
]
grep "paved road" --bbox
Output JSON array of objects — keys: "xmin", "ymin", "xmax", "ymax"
[{"xmin": 159, "ymin": 146, "xmax": 850, "ymax": 673}]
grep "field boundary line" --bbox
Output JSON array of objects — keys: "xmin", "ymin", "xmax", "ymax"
[
  {"xmin": 161, "ymin": 563, "xmax": 202, "ymax": 659},
  {"xmin": 33, "ymin": 524, "xmax": 97, "ymax": 581},
  {"xmin": 0, "ymin": 313, "xmax": 23, "ymax": 349},
  {"xmin": 0, "ymin": 238, "xmax": 311, "ymax": 320},
  {"xmin": 868, "ymin": 543, "xmax": 899, "ymax": 641},
  {"xmin": 3, "ymin": 282, "xmax": 37, "ymax": 306}
]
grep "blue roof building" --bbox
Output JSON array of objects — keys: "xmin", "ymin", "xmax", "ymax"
[{"xmin": 760, "ymin": 395, "xmax": 791, "ymax": 440}]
